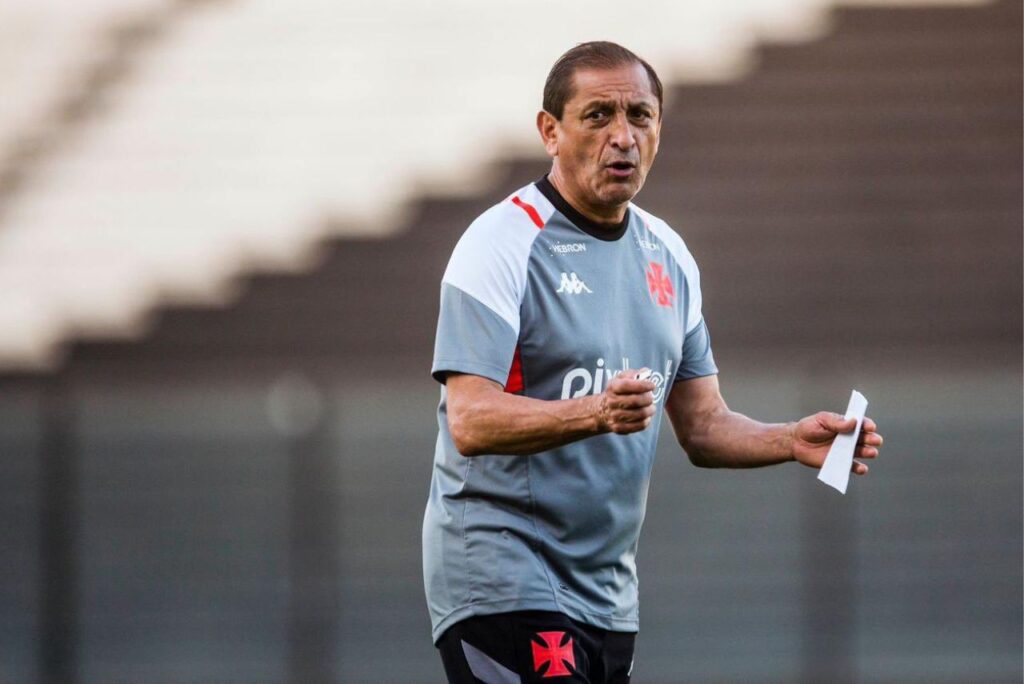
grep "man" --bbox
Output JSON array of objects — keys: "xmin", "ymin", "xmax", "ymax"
[{"xmin": 423, "ymin": 42, "xmax": 883, "ymax": 683}]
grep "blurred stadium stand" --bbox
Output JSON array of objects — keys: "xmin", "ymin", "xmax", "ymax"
[
  {"xmin": 0, "ymin": 0, "xmax": 1020, "ymax": 682},
  {"xmin": 0, "ymin": 0, "xmax": 839, "ymax": 369}
]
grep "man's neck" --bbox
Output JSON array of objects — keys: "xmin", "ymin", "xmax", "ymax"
[
  {"xmin": 535, "ymin": 174, "xmax": 630, "ymax": 243},
  {"xmin": 547, "ymin": 169, "xmax": 628, "ymax": 226}
]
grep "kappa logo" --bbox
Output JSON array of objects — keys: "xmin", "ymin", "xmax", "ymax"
[
  {"xmin": 531, "ymin": 631, "xmax": 576, "ymax": 678},
  {"xmin": 556, "ymin": 272, "xmax": 592, "ymax": 295}
]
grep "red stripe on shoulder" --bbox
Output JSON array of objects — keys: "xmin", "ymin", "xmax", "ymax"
[
  {"xmin": 511, "ymin": 196, "xmax": 545, "ymax": 229},
  {"xmin": 504, "ymin": 345, "xmax": 525, "ymax": 393}
]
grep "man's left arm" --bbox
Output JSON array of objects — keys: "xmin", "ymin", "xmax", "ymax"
[{"xmin": 664, "ymin": 375, "xmax": 883, "ymax": 474}]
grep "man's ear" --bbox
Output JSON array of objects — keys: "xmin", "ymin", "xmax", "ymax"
[{"xmin": 536, "ymin": 110, "xmax": 559, "ymax": 158}]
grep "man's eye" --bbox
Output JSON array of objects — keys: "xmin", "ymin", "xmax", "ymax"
[{"xmin": 587, "ymin": 111, "xmax": 607, "ymax": 121}]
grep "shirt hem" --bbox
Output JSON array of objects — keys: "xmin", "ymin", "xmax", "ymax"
[
  {"xmin": 431, "ymin": 598, "xmax": 639, "ymax": 644},
  {"xmin": 432, "ymin": 359, "xmax": 510, "ymax": 386},
  {"xmin": 674, "ymin": 367, "xmax": 719, "ymax": 382}
]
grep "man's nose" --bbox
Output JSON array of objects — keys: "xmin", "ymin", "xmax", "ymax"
[{"xmin": 608, "ymin": 113, "xmax": 636, "ymax": 149}]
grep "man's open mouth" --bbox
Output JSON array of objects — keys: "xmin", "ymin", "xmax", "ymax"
[{"xmin": 606, "ymin": 161, "xmax": 636, "ymax": 179}]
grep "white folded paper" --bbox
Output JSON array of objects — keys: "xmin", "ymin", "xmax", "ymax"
[{"xmin": 817, "ymin": 390, "xmax": 868, "ymax": 494}]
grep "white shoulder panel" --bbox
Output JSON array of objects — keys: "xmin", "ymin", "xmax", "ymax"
[
  {"xmin": 441, "ymin": 184, "xmax": 553, "ymax": 334},
  {"xmin": 632, "ymin": 205, "xmax": 704, "ymax": 333}
]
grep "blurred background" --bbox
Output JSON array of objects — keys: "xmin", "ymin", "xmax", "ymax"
[{"xmin": 0, "ymin": 0, "xmax": 1020, "ymax": 682}]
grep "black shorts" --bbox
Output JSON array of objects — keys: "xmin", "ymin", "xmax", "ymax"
[{"xmin": 437, "ymin": 610, "xmax": 636, "ymax": 683}]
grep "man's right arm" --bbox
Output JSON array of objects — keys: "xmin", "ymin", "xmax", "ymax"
[{"xmin": 445, "ymin": 371, "xmax": 656, "ymax": 457}]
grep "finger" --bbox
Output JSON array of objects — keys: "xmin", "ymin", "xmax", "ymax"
[
  {"xmin": 610, "ymin": 370, "xmax": 657, "ymax": 394},
  {"xmin": 611, "ymin": 412, "xmax": 643, "ymax": 426},
  {"xmin": 610, "ymin": 379, "xmax": 656, "ymax": 395},
  {"xmin": 612, "ymin": 423, "xmax": 641, "ymax": 434},
  {"xmin": 862, "ymin": 417, "xmax": 878, "ymax": 433},
  {"xmin": 611, "ymin": 414, "xmax": 653, "ymax": 434},
  {"xmin": 827, "ymin": 413, "xmax": 857, "ymax": 434},
  {"xmin": 612, "ymin": 405, "xmax": 656, "ymax": 424},
  {"xmin": 857, "ymin": 432, "xmax": 883, "ymax": 447},
  {"xmin": 852, "ymin": 460, "xmax": 869, "ymax": 475},
  {"xmin": 608, "ymin": 392, "xmax": 654, "ymax": 410},
  {"xmin": 856, "ymin": 446, "xmax": 879, "ymax": 459}
]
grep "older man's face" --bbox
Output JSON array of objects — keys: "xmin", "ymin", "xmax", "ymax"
[{"xmin": 542, "ymin": 62, "xmax": 661, "ymax": 222}]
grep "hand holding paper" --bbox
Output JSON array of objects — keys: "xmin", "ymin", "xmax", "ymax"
[
  {"xmin": 817, "ymin": 390, "xmax": 868, "ymax": 494},
  {"xmin": 787, "ymin": 390, "xmax": 882, "ymax": 489}
]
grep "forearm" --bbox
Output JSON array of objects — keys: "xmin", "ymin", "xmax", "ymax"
[
  {"xmin": 449, "ymin": 391, "xmax": 606, "ymax": 456},
  {"xmin": 667, "ymin": 375, "xmax": 882, "ymax": 473},
  {"xmin": 683, "ymin": 407, "xmax": 795, "ymax": 469},
  {"xmin": 446, "ymin": 370, "xmax": 655, "ymax": 456}
]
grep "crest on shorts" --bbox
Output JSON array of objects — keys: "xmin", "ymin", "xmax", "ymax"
[{"xmin": 531, "ymin": 631, "xmax": 576, "ymax": 678}]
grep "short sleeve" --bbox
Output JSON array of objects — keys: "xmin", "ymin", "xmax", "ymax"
[
  {"xmin": 432, "ymin": 283, "xmax": 519, "ymax": 385},
  {"xmin": 674, "ymin": 317, "xmax": 718, "ymax": 381},
  {"xmin": 430, "ymin": 200, "xmax": 542, "ymax": 385}
]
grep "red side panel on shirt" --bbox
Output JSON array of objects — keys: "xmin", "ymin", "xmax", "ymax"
[
  {"xmin": 511, "ymin": 196, "xmax": 545, "ymax": 229},
  {"xmin": 504, "ymin": 195, "xmax": 538, "ymax": 392},
  {"xmin": 504, "ymin": 345, "xmax": 524, "ymax": 393}
]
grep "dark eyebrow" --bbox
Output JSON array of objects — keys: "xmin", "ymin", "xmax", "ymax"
[
  {"xmin": 582, "ymin": 98, "xmax": 657, "ymax": 112},
  {"xmin": 582, "ymin": 100, "xmax": 616, "ymax": 111}
]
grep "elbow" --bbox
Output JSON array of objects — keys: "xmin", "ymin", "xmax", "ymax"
[
  {"xmin": 448, "ymin": 412, "xmax": 486, "ymax": 457},
  {"xmin": 679, "ymin": 438, "xmax": 716, "ymax": 469},
  {"xmin": 452, "ymin": 434, "xmax": 485, "ymax": 458},
  {"xmin": 687, "ymin": 451, "xmax": 717, "ymax": 469}
]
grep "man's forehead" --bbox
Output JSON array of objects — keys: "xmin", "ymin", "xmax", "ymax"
[{"xmin": 567, "ymin": 64, "xmax": 657, "ymax": 108}]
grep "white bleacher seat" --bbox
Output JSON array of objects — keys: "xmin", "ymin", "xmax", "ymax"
[{"xmin": 0, "ymin": 0, "xmax": 987, "ymax": 367}]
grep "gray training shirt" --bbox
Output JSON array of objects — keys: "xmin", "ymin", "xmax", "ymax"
[{"xmin": 423, "ymin": 176, "xmax": 718, "ymax": 643}]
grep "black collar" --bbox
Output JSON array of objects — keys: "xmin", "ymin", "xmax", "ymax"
[{"xmin": 535, "ymin": 175, "xmax": 630, "ymax": 242}]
